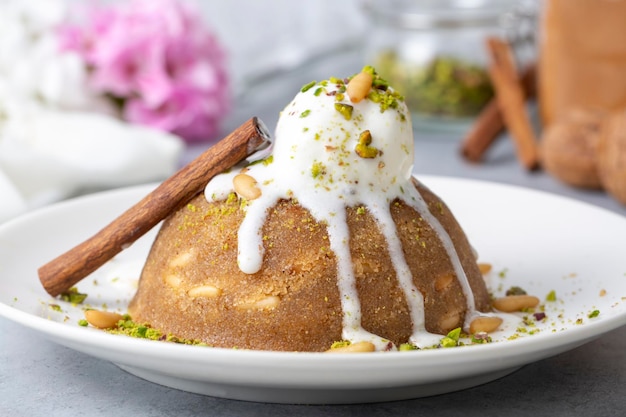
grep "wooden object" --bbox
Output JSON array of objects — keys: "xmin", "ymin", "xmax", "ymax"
[
  {"xmin": 460, "ymin": 64, "xmax": 536, "ymax": 162},
  {"xmin": 484, "ymin": 37, "xmax": 540, "ymax": 170}
]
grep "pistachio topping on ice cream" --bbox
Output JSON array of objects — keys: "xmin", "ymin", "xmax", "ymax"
[{"xmin": 205, "ymin": 67, "xmax": 486, "ymax": 350}]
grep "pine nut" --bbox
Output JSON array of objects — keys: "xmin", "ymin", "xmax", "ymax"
[
  {"xmin": 434, "ymin": 273, "xmax": 455, "ymax": 291},
  {"xmin": 84, "ymin": 310, "xmax": 124, "ymax": 329},
  {"xmin": 237, "ymin": 295, "xmax": 280, "ymax": 310},
  {"xmin": 347, "ymin": 72, "xmax": 373, "ymax": 103},
  {"xmin": 188, "ymin": 285, "xmax": 222, "ymax": 298},
  {"xmin": 478, "ymin": 263, "xmax": 492, "ymax": 275},
  {"xmin": 169, "ymin": 250, "xmax": 194, "ymax": 268},
  {"xmin": 325, "ymin": 341, "xmax": 376, "ymax": 353},
  {"xmin": 164, "ymin": 274, "xmax": 182, "ymax": 288},
  {"xmin": 493, "ymin": 295, "xmax": 540, "ymax": 312},
  {"xmin": 469, "ymin": 316, "xmax": 503, "ymax": 334},
  {"xmin": 438, "ymin": 311, "xmax": 461, "ymax": 332},
  {"xmin": 233, "ymin": 173, "xmax": 261, "ymax": 200}
]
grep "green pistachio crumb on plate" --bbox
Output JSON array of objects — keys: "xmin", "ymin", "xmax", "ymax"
[
  {"xmin": 60, "ymin": 287, "xmax": 88, "ymax": 305},
  {"xmin": 471, "ymin": 332, "xmax": 492, "ymax": 344},
  {"xmin": 49, "ymin": 304, "xmax": 62, "ymax": 313},
  {"xmin": 330, "ymin": 340, "xmax": 351, "ymax": 349},
  {"xmin": 440, "ymin": 327, "xmax": 461, "ymax": 347},
  {"xmin": 399, "ymin": 343, "xmax": 418, "ymax": 351},
  {"xmin": 106, "ymin": 315, "xmax": 207, "ymax": 345}
]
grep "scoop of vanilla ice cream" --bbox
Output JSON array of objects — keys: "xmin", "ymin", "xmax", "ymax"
[{"xmin": 272, "ymin": 76, "xmax": 413, "ymax": 200}]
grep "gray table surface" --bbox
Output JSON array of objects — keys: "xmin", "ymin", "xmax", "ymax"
[{"xmin": 2, "ymin": 57, "xmax": 626, "ymax": 416}]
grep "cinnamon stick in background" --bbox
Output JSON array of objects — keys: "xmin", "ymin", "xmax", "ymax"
[
  {"xmin": 38, "ymin": 117, "xmax": 271, "ymax": 297},
  {"xmin": 484, "ymin": 37, "xmax": 540, "ymax": 170},
  {"xmin": 461, "ymin": 64, "xmax": 536, "ymax": 162}
]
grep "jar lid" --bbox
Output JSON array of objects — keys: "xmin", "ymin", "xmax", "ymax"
[{"xmin": 362, "ymin": 0, "xmax": 514, "ymax": 30}]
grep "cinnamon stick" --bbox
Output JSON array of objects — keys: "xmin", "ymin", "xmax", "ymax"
[
  {"xmin": 485, "ymin": 37, "xmax": 540, "ymax": 170},
  {"xmin": 38, "ymin": 117, "xmax": 271, "ymax": 297},
  {"xmin": 460, "ymin": 64, "xmax": 536, "ymax": 162},
  {"xmin": 460, "ymin": 99, "xmax": 505, "ymax": 162}
]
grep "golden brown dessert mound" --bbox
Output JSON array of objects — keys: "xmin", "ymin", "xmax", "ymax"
[{"xmin": 128, "ymin": 181, "xmax": 490, "ymax": 352}]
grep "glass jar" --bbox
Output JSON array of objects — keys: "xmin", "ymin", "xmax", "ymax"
[{"xmin": 362, "ymin": 0, "xmax": 517, "ymax": 133}]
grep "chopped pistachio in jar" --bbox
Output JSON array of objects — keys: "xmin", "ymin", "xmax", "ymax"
[{"xmin": 374, "ymin": 50, "xmax": 494, "ymax": 118}]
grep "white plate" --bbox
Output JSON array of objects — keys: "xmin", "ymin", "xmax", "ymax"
[{"xmin": 1, "ymin": 176, "xmax": 626, "ymax": 404}]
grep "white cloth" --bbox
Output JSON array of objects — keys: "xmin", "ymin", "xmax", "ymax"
[
  {"xmin": 0, "ymin": 109, "xmax": 183, "ymax": 223},
  {"xmin": 0, "ymin": 0, "xmax": 184, "ymax": 223}
]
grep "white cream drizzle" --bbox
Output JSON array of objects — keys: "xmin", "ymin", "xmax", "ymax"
[{"xmin": 204, "ymin": 75, "xmax": 483, "ymax": 350}]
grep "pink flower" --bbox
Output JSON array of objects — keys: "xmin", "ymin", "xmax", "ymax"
[
  {"xmin": 59, "ymin": 0, "xmax": 230, "ymax": 142},
  {"xmin": 125, "ymin": 83, "xmax": 225, "ymax": 142}
]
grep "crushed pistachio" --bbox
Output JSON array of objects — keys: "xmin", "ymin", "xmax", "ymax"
[
  {"xmin": 334, "ymin": 103, "xmax": 353, "ymax": 120},
  {"xmin": 372, "ymin": 77, "xmax": 389, "ymax": 91},
  {"xmin": 78, "ymin": 319, "xmax": 89, "ymax": 327},
  {"xmin": 399, "ymin": 343, "xmax": 418, "ymax": 351},
  {"xmin": 105, "ymin": 315, "xmax": 207, "ymax": 345},
  {"xmin": 301, "ymin": 80, "xmax": 316, "ymax": 93},
  {"xmin": 471, "ymin": 332, "xmax": 492, "ymax": 344},
  {"xmin": 546, "ymin": 290, "xmax": 557, "ymax": 302},
  {"xmin": 247, "ymin": 155, "xmax": 274, "ymax": 168},
  {"xmin": 505, "ymin": 286, "xmax": 527, "ymax": 296},
  {"xmin": 60, "ymin": 287, "xmax": 88, "ymax": 305},
  {"xmin": 440, "ymin": 327, "xmax": 462, "ymax": 347},
  {"xmin": 367, "ymin": 87, "xmax": 404, "ymax": 113},
  {"xmin": 311, "ymin": 161, "xmax": 326, "ymax": 178},
  {"xmin": 354, "ymin": 130, "xmax": 379, "ymax": 158},
  {"xmin": 49, "ymin": 304, "xmax": 62, "ymax": 312},
  {"xmin": 374, "ymin": 51, "xmax": 493, "ymax": 118},
  {"xmin": 311, "ymin": 67, "xmax": 404, "ymax": 116},
  {"xmin": 330, "ymin": 340, "xmax": 351, "ymax": 349},
  {"xmin": 329, "ymin": 76, "xmax": 344, "ymax": 85},
  {"xmin": 362, "ymin": 65, "xmax": 376, "ymax": 76},
  {"xmin": 440, "ymin": 337, "xmax": 457, "ymax": 348},
  {"xmin": 225, "ymin": 192, "xmax": 238, "ymax": 204},
  {"xmin": 588, "ymin": 310, "xmax": 600, "ymax": 318},
  {"xmin": 300, "ymin": 109, "xmax": 311, "ymax": 118}
]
